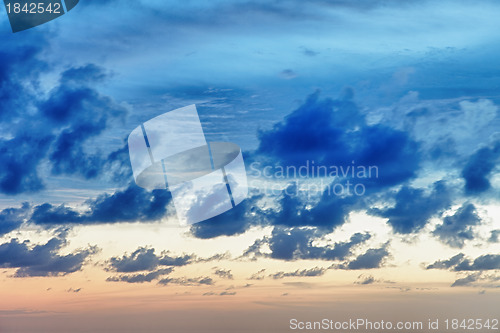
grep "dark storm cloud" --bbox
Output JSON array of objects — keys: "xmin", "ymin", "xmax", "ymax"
[
  {"xmin": 0, "ymin": 236, "xmax": 97, "ymax": 277},
  {"xmin": 432, "ymin": 203, "xmax": 481, "ymax": 248},
  {"xmin": 269, "ymin": 267, "xmax": 326, "ymax": 279},
  {"xmin": 29, "ymin": 184, "xmax": 172, "ymax": 226},
  {"xmin": 369, "ymin": 181, "xmax": 451, "ymax": 234},
  {"xmin": 461, "ymin": 140, "xmax": 500, "ymax": 195},
  {"xmin": 257, "ymin": 91, "xmax": 420, "ymax": 190},
  {"xmin": 427, "ymin": 253, "xmax": 500, "ymax": 271}
]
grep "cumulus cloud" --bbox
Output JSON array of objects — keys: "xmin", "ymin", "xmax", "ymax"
[
  {"xmin": 0, "ymin": 58, "xmax": 128, "ymax": 195},
  {"xmin": 427, "ymin": 253, "xmax": 500, "ymax": 271},
  {"xmin": 433, "ymin": 203, "xmax": 481, "ymax": 248},
  {"xmin": 462, "ymin": 140, "xmax": 500, "ymax": 195},
  {"xmin": 189, "ymin": 194, "xmax": 264, "ymax": 239},
  {"xmin": 488, "ymin": 230, "xmax": 500, "ymax": 243},
  {"xmin": 244, "ymin": 227, "xmax": 371, "ymax": 261},
  {"xmin": 257, "ymin": 91, "xmax": 420, "ymax": 190},
  {"xmin": 451, "ymin": 273, "xmax": 481, "ymax": 287},
  {"xmin": 108, "ymin": 247, "xmax": 195, "ymax": 273},
  {"xmin": 369, "ymin": 181, "xmax": 450, "ymax": 234},
  {"xmin": 29, "ymin": 184, "xmax": 172, "ymax": 226},
  {"xmin": 337, "ymin": 243, "xmax": 390, "ymax": 270},
  {"xmin": 0, "ymin": 235, "xmax": 97, "ymax": 277},
  {"xmin": 0, "ymin": 203, "xmax": 30, "ymax": 236}
]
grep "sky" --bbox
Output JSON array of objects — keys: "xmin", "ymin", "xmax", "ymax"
[{"xmin": 0, "ymin": 0, "xmax": 499, "ymax": 332}]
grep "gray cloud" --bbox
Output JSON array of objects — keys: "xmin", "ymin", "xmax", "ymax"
[
  {"xmin": 427, "ymin": 253, "xmax": 500, "ymax": 271},
  {"xmin": 106, "ymin": 268, "xmax": 174, "ymax": 283},
  {"xmin": 213, "ymin": 268, "xmax": 234, "ymax": 279},
  {"xmin": 337, "ymin": 244, "xmax": 390, "ymax": 270},
  {"xmin": 270, "ymin": 267, "xmax": 326, "ymax": 279},
  {"xmin": 0, "ymin": 235, "xmax": 97, "ymax": 277},
  {"xmin": 432, "ymin": 203, "xmax": 481, "ymax": 248},
  {"xmin": 158, "ymin": 276, "xmax": 214, "ymax": 286}
]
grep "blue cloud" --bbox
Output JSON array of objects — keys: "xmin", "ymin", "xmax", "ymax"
[
  {"xmin": 0, "ymin": 203, "xmax": 29, "ymax": 236},
  {"xmin": 244, "ymin": 227, "xmax": 371, "ymax": 261},
  {"xmin": 257, "ymin": 91, "xmax": 420, "ymax": 190},
  {"xmin": 369, "ymin": 181, "xmax": 451, "ymax": 234},
  {"xmin": 427, "ymin": 253, "xmax": 500, "ymax": 271},
  {"xmin": 433, "ymin": 203, "xmax": 481, "ymax": 248},
  {"xmin": 0, "ymin": 235, "xmax": 97, "ymax": 277},
  {"xmin": 108, "ymin": 247, "xmax": 194, "ymax": 273},
  {"xmin": 461, "ymin": 140, "xmax": 500, "ymax": 195},
  {"xmin": 342, "ymin": 244, "xmax": 390, "ymax": 270},
  {"xmin": 30, "ymin": 184, "xmax": 171, "ymax": 225}
]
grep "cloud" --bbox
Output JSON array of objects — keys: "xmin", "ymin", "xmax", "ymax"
[
  {"xmin": 338, "ymin": 244, "xmax": 390, "ymax": 270},
  {"xmin": 108, "ymin": 247, "xmax": 195, "ymax": 273},
  {"xmin": 427, "ymin": 253, "xmax": 500, "ymax": 271},
  {"xmin": 244, "ymin": 227, "xmax": 371, "ymax": 261},
  {"xmin": 158, "ymin": 276, "xmax": 214, "ymax": 286},
  {"xmin": 0, "ymin": 203, "xmax": 30, "ymax": 236},
  {"xmin": 279, "ymin": 69, "xmax": 297, "ymax": 79},
  {"xmin": 257, "ymin": 91, "xmax": 420, "ymax": 190},
  {"xmin": 0, "ymin": 59, "xmax": 127, "ymax": 195},
  {"xmin": 432, "ymin": 203, "xmax": 481, "ymax": 248},
  {"xmin": 67, "ymin": 288, "xmax": 82, "ymax": 293},
  {"xmin": 451, "ymin": 273, "xmax": 481, "ymax": 287},
  {"xmin": 248, "ymin": 269, "xmax": 266, "ymax": 280},
  {"xmin": 30, "ymin": 184, "xmax": 172, "ymax": 226},
  {"xmin": 369, "ymin": 181, "xmax": 451, "ymax": 234},
  {"xmin": 106, "ymin": 268, "xmax": 174, "ymax": 283},
  {"xmin": 267, "ymin": 184, "xmax": 358, "ymax": 231},
  {"xmin": 203, "ymin": 291, "xmax": 236, "ymax": 296},
  {"xmin": 426, "ymin": 253, "xmax": 465, "ymax": 269},
  {"xmin": 0, "ymin": 235, "xmax": 97, "ymax": 277},
  {"xmin": 269, "ymin": 267, "xmax": 326, "ymax": 279},
  {"xmin": 461, "ymin": 140, "xmax": 500, "ymax": 195},
  {"xmin": 213, "ymin": 268, "xmax": 234, "ymax": 279},
  {"xmin": 189, "ymin": 194, "xmax": 264, "ymax": 239},
  {"xmin": 269, "ymin": 228, "xmax": 371, "ymax": 261},
  {"xmin": 488, "ymin": 230, "xmax": 500, "ymax": 243},
  {"xmin": 354, "ymin": 274, "xmax": 376, "ymax": 285}
]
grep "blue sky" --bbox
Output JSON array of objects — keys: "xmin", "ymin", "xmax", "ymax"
[{"xmin": 0, "ymin": 1, "xmax": 499, "ymax": 331}]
